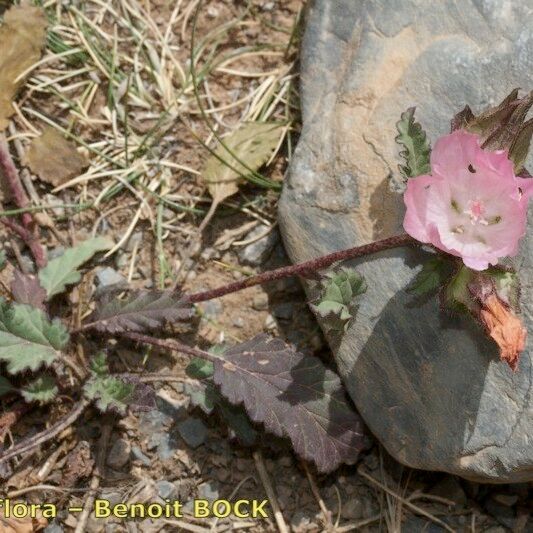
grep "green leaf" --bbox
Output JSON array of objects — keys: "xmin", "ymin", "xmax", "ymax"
[
  {"xmin": 487, "ymin": 268, "xmax": 520, "ymax": 310},
  {"xmin": 21, "ymin": 375, "xmax": 58, "ymax": 404},
  {"xmin": 186, "ymin": 381, "xmax": 217, "ymax": 415},
  {"xmin": 395, "ymin": 107, "xmax": 431, "ymax": 180},
  {"xmin": 186, "ymin": 358, "xmax": 214, "ymax": 379},
  {"xmin": 84, "ymin": 352, "xmax": 133, "ymax": 414},
  {"xmin": 408, "ymin": 256, "xmax": 451, "ymax": 296},
  {"xmin": 0, "ymin": 375, "xmax": 14, "ymax": 397},
  {"xmin": 311, "ymin": 268, "xmax": 366, "ymax": 332},
  {"xmin": 89, "ymin": 352, "xmax": 109, "ymax": 376},
  {"xmin": 0, "ymin": 249, "xmax": 6, "ymax": 270},
  {"xmin": 38, "ymin": 237, "xmax": 112, "ymax": 298},
  {"xmin": 219, "ymin": 399, "xmax": 258, "ymax": 446},
  {"xmin": 0, "ymin": 299, "xmax": 69, "ymax": 374},
  {"xmin": 203, "ymin": 122, "xmax": 285, "ymax": 212},
  {"xmin": 444, "ymin": 265, "xmax": 476, "ymax": 312}
]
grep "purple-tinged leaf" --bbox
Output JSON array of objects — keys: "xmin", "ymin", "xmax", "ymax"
[
  {"xmin": 213, "ymin": 334, "xmax": 369, "ymax": 473},
  {"xmin": 120, "ymin": 375, "xmax": 157, "ymax": 412},
  {"xmin": 83, "ymin": 290, "xmax": 194, "ymax": 333},
  {"xmin": 11, "ymin": 270, "xmax": 46, "ymax": 311}
]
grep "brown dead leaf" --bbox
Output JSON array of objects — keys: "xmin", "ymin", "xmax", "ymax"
[
  {"xmin": 479, "ymin": 294, "xmax": 526, "ymax": 372},
  {"xmin": 0, "ymin": 5, "xmax": 47, "ymax": 130},
  {"xmin": 24, "ymin": 128, "xmax": 88, "ymax": 186},
  {"xmin": 0, "ymin": 506, "xmax": 47, "ymax": 532}
]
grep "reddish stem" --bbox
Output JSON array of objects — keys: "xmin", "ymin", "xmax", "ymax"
[
  {"xmin": 0, "ymin": 136, "xmax": 47, "ymax": 268},
  {"xmin": 186, "ymin": 233, "xmax": 415, "ymax": 304}
]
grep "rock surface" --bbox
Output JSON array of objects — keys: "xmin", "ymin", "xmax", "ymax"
[{"xmin": 278, "ymin": 0, "xmax": 533, "ymax": 482}]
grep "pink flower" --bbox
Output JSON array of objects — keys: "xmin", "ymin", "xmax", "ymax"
[{"xmin": 403, "ymin": 130, "xmax": 533, "ymax": 270}]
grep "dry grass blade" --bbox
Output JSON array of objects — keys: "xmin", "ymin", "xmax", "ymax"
[
  {"xmin": 0, "ymin": 5, "xmax": 47, "ymax": 130},
  {"xmin": 24, "ymin": 127, "xmax": 88, "ymax": 187}
]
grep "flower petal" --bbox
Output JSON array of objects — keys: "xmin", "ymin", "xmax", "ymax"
[{"xmin": 402, "ymin": 174, "xmax": 435, "ymax": 242}]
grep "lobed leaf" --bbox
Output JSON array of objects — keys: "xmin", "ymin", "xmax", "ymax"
[
  {"xmin": 312, "ymin": 267, "xmax": 366, "ymax": 332},
  {"xmin": 83, "ymin": 290, "xmax": 194, "ymax": 333},
  {"xmin": 213, "ymin": 334, "xmax": 368, "ymax": 473},
  {"xmin": 21, "ymin": 375, "xmax": 58, "ymax": 404},
  {"xmin": 84, "ymin": 353, "xmax": 134, "ymax": 414},
  {"xmin": 408, "ymin": 256, "xmax": 451, "ymax": 296},
  {"xmin": 395, "ymin": 107, "xmax": 431, "ymax": 180},
  {"xmin": 39, "ymin": 237, "xmax": 113, "ymax": 298},
  {"xmin": 186, "ymin": 357, "xmax": 214, "ymax": 379},
  {"xmin": 0, "ymin": 299, "xmax": 69, "ymax": 374}
]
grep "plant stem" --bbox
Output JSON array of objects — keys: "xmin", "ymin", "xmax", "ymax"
[
  {"xmin": 0, "ymin": 135, "xmax": 47, "ymax": 268},
  {"xmin": 120, "ymin": 331, "xmax": 218, "ymax": 362},
  {"xmin": 186, "ymin": 233, "xmax": 415, "ymax": 303}
]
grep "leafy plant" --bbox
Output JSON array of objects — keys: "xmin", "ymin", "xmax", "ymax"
[{"xmin": 395, "ymin": 107, "xmax": 431, "ymax": 180}]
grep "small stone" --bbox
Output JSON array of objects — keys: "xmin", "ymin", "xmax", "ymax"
[
  {"xmin": 216, "ymin": 469, "xmax": 230, "ymax": 483},
  {"xmin": 233, "ymin": 317, "xmax": 244, "ymax": 328},
  {"xmin": 272, "ymin": 302, "xmax": 294, "ymax": 320},
  {"xmin": 485, "ymin": 498, "xmax": 516, "ymax": 530},
  {"xmin": 177, "ymin": 418, "xmax": 208, "ymax": 448},
  {"xmin": 106, "ymin": 437, "xmax": 131, "ymax": 469},
  {"xmin": 264, "ymin": 314, "xmax": 277, "ymax": 330},
  {"xmin": 131, "ymin": 446, "xmax": 151, "ymax": 466},
  {"xmin": 123, "ymin": 231, "xmax": 143, "ymax": 252},
  {"xmin": 341, "ymin": 497, "xmax": 364, "ymax": 520},
  {"xmin": 238, "ymin": 225, "xmax": 279, "ymax": 266},
  {"xmin": 96, "ymin": 267, "xmax": 127, "ymax": 287},
  {"xmin": 200, "ymin": 247, "xmax": 219, "ymax": 261},
  {"xmin": 198, "ymin": 481, "xmax": 219, "ymax": 501},
  {"xmin": 200, "ymin": 300, "xmax": 223, "ymax": 319},
  {"xmin": 157, "ymin": 480, "xmax": 178, "ymax": 499},
  {"xmin": 290, "ymin": 510, "xmax": 311, "ymax": 530},
  {"xmin": 138, "ymin": 409, "xmax": 172, "ymax": 435},
  {"xmin": 252, "ymin": 293, "xmax": 269, "ymax": 311},
  {"xmin": 156, "ymin": 433, "xmax": 178, "ymax": 461},
  {"xmin": 185, "ymin": 270, "xmax": 197, "ymax": 282},
  {"xmin": 100, "ymin": 491, "xmax": 122, "ymax": 507},
  {"xmin": 232, "ymin": 270, "xmax": 243, "ymax": 280},
  {"xmin": 44, "ymin": 524, "xmax": 63, "ymax": 533}
]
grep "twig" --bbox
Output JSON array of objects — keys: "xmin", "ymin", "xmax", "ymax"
[
  {"xmin": 186, "ymin": 234, "xmax": 415, "ymax": 303},
  {"xmin": 1, "ymin": 217, "xmax": 46, "ymax": 269},
  {"xmin": 253, "ymin": 450, "xmax": 289, "ymax": 533},
  {"xmin": 302, "ymin": 461, "xmax": 332, "ymax": 529},
  {"xmin": 73, "ymin": 419, "xmax": 113, "ymax": 533},
  {"xmin": 335, "ymin": 514, "xmax": 382, "ymax": 532},
  {"xmin": 357, "ymin": 466, "xmax": 455, "ymax": 533},
  {"xmin": 0, "ymin": 398, "xmax": 89, "ymax": 466}
]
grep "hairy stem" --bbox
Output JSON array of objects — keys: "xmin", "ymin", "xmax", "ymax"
[
  {"xmin": 120, "ymin": 331, "xmax": 217, "ymax": 362},
  {"xmin": 0, "ymin": 136, "xmax": 47, "ymax": 268},
  {"xmin": 186, "ymin": 233, "xmax": 415, "ymax": 303}
]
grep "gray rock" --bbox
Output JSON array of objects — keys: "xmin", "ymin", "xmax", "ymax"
[
  {"xmin": 44, "ymin": 524, "xmax": 63, "ymax": 533},
  {"xmin": 252, "ymin": 293, "xmax": 269, "ymax": 311},
  {"xmin": 197, "ymin": 481, "xmax": 219, "ymax": 501},
  {"xmin": 278, "ymin": 0, "xmax": 533, "ymax": 482},
  {"xmin": 156, "ymin": 480, "xmax": 178, "ymax": 500},
  {"xmin": 177, "ymin": 418, "xmax": 208, "ymax": 448},
  {"xmin": 238, "ymin": 224, "xmax": 279, "ymax": 266},
  {"xmin": 200, "ymin": 299, "xmax": 223, "ymax": 319},
  {"xmin": 106, "ymin": 437, "xmax": 131, "ymax": 469},
  {"xmin": 95, "ymin": 267, "xmax": 127, "ymax": 287},
  {"xmin": 131, "ymin": 446, "xmax": 151, "ymax": 466},
  {"xmin": 272, "ymin": 302, "xmax": 294, "ymax": 320}
]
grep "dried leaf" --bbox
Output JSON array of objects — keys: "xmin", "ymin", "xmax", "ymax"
[
  {"xmin": 61, "ymin": 440, "xmax": 94, "ymax": 487},
  {"xmin": 0, "ymin": 507, "xmax": 47, "ymax": 533},
  {"xmin": 24, "ymin": 127, "xmax": 88, "ymax": 186},
  {"xmin": 0, "ymin": 5, "xmax": 47, "ymax": 130},
  {"xmin": 213, "ymin": 334, "xmax": 368, "ymax": 473},
  {"xmin": 11, "ymin": 270, "xmax": 46, "ymax": 310},
  {"xmin": 469, "ymin": 277, "xmax": 526, "ymax": 371},
  {"xmin": 84, "ymin": 290, "xmax": 194, "ymax": 333},
  {"xmin": 203, "ymin": 122, "xmax": 285, "ymax": 209}
]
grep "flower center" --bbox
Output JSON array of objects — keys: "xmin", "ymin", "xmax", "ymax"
[{"xmin": 465, "ymin": 199, "xmax": 488, "ymax": 225}]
